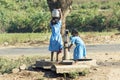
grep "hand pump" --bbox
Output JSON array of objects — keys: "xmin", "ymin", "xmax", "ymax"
[{"xmin": 63, "ymin": 29, "xmax": 70, "ymax": 60}]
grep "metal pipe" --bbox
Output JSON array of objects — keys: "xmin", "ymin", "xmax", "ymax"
[{"xmin": 63, "ymin": 29, "xmax": 70, "ymax": 60}]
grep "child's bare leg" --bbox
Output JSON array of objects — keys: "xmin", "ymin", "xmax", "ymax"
[
  {"xmin": 51, "ymin": 52, "xmax": 54, "ymax": 61},
  {"xmin": 74, "ymin": 59, "xmax": 78, "ymax": 64},
  {"xmin": 56, "ymin": 52, "xmax": 59, "ymax": 62}
]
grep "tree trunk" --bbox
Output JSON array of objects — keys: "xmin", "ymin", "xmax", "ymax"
[{"xmin": 47, "ymin": 0, "xmax": 72, "ymax": 35}]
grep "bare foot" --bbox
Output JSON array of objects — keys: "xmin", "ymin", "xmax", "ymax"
[
  {"xmin": 73, "ymin": 60, "xmax": 78, "ymax": 65},
  {"xmin": 56, "ymin": 61, "xmax": 61, "ymax": 64}
]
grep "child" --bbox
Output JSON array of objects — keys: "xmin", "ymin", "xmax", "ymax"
[
  {"xmin": 49, "ymin": 9, "xmax": 63, "ymax": 62},
  {"xmin": 68, "ymin": 29, "xmax": 86, "ymax": 62}
]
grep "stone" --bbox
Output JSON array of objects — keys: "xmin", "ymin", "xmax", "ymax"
[
  {"xmin": 19, "ymin": 64, "xmax": 27, "ymax": 70},
  {"xmin": 12, "ymin": 68, "xmax": 20, "ymax": 73},
  {"xmin": 4, "ymin": 42, "xmax": 9, "ymax": 46}
]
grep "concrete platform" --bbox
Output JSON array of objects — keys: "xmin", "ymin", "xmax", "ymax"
[
  {"xmin": 51, "ymin": 59, "xmax": 97, "ymax": 73},
  {"xmin": 34, "ymin": 59, "xmax": 56, "ymax": 69},
  {"xmin": 51, "ymin": 64, "xmax": 90, "ymax": 73},
  {"xmin": 34, "ymin": 59, "xmax": 97, "ymax": 73}
]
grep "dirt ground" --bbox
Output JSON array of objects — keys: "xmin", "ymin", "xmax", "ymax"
[
  {"xmin": 0, "ymin": 52, "xmax": 120, "ymax": 80},
  {"xmin": 0, "ymin": 33, "xmax": 120, "ymax": 80}
]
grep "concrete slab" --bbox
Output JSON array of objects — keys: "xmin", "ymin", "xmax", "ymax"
[
  {"xmin": 34, "ymin": 59, "xmax": 97, "ymax": 73},
  {"xmin": 34, "ymin": 59, "xmax": 56, "ymax": 69},
  {"xmin": 51, "ymin": 64, "xmax": 90, "ymax": 73},
  {"xmin": 51, "ymin": 59, "xmax": 97, "ymax": 73},
  {"xmin": 59, "ymin": 60, "xmax": 74, "ymax": 65},
  {"xmin": 76, "ymin": 59, "xmax": 97, "ymax": 66}
]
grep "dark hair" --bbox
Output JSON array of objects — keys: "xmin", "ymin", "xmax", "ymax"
[
  {"xmin": 71, "ymin": 29, "xmax": 79, "ymax": 36},
  {"xmin": 51, "ymin": 17, "xmax": 60, "ymax": 25}
]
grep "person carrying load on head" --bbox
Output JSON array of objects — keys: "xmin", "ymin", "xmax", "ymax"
[{"xmin": 49, "ymin": 8, "xmax": 63, "ymax": 62}]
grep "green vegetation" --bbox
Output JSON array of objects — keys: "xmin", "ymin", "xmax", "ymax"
[
  {"xmin": 0, "ymin": 33, "xmax": 50, "ymax": 45},
  {"xmin": 0, "ymin": 31, "xmax": 117, "ymax": 46},
  {"xmin": 68, "ymin": 69, "xmax": 89, "ymax": 79},
  {"xmin": 0, "ymin": 0, "xmax": 50, "ymax": 33},
  {"xmin": 67, "ymin": 0, "xmax": 120, "ymax": 32},
  {"xmin": 0, "ymin": 56, "xmax": 49, "ymax": 74},
  {"xmin": 0, "ymin": 0, "xmax": 120, "ymax": 33},
  {"xmin": 68, "ymin": 72, "xmax": 79, "ymax": 79}
]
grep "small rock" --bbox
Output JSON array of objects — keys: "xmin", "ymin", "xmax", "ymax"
[
  {"xmin": 105, "ymin": 53, "xmax": 108, "ymax": 55},
  {"xmin": 4, "ymin": 42, "xmax": 9, "ymax": 46},
  {"xmin": 12, "ymin": 68, "xmax": 20, "ymax": 73},
  {"xmin": 0, "ymin": 73, "xmax": 2, "ymax": 75},
  {"xmin": 109, "ymin": 57, "xmax": 112, "ymax": 59},
  {"xmin": 105, "ymin": 60, "xmax": 108, "ymax": 62},
  {"xmin": 112, "ymin": 63, "xmax": 115, "ymax": 65},
  {"xmin": 3, "ymin": 73, "xmax": 8, "ymax": 76},
  {"xmin": 93, "ymin": 68, "xmax": 100, "ymax": 71},
  {"xmin": 0, "ymin": 73, "xmax": 3, "ymax": 76},
  {"xmin": 19, "ymin": 64, "xmax": 27, "ymax": 70}
]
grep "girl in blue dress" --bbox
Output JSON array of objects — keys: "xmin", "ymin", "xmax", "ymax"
[
  {"xmin": 49, "ymin": 9, "xmax": 63, "ymax": 61},
  {"xmin": 68, "ymin": 29, "xmax": 86, "ymax": 61}
]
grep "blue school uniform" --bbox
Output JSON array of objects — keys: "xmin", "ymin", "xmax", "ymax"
[
  {"xmin": 49, "ymin": 20, "xmax": 63, "ymax": 52},
  {"xmin": 70, "ymin": 36, "xmax": 86, "ymax": 60}
]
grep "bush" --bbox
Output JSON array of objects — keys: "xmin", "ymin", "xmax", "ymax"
[
  {"xmin": 7, "ymin": 11, "xmax": 50, "ymax": 33},
  {"xmin": 0, "ymin": 0, "xmax": 51, "ymax": 33},
  {"xmin": 0, "ymin": 0, "xmax": 120, "ymax": 32},
  {"xmin": 68, "ymin": 72, "xmax": 79, "ymax": 79},
  {"xmin": 67, "ymin": 0, "xmax": 120, "ymax": 32},
  {"xmin": 0, "ymin": 56, "xmax": 46, "ymax": 74}
]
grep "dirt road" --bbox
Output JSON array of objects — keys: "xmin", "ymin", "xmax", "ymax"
[{"xmin": 0, "ymin": 44, "xmax": 120, "ymax": 56}]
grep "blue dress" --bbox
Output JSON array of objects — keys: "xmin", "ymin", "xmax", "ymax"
[
  {"xmin": 49, "ymin": 20, "xmax": 63, "ymax": 52},
  {"xmin": 70, "ymin": 36, "xmax": 86, "ymax": 60}
]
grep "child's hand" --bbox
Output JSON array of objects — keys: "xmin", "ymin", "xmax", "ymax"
[
  {"xmin": 58, "ymin": 49, "xmax": 62, "ymax": 53},
  {"xmin": 68, "ymin": 49, "xmax": 70, "ymax": 52},
  {"xmin": 58, "ymin": 8, "xmax": 61, "ymax": 12},
  {"xmin": 68, "ymin": 44, "xmax": 73, "ymax": 52},
  {"xmin": 68, "ymin": 47, "xmax": 70, "ymax": 52}
]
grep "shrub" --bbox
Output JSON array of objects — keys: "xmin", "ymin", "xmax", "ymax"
[
  {"xmin": 68, "ymin": 72, "xmax": 79, "ymax": 79},
  {"xmin": 0, "ymin": 0, "xmax": 120, "ymax": 32},
  {"xmin": 0, "ymin": 56, "xmax": 46, "ymax": 74}
]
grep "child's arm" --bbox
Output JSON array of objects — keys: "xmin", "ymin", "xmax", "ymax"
[
  {"xmin": 68, "ymin": 44, "xmax": 73, "ymax": 51},
  {"xmin": 58, "ymin": 8, "xmax": 62, "ymax": 20}
]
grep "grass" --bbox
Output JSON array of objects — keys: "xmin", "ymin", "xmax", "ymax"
[
  {"xmin": 0, "ymin": 33, "xmax": 50, "ymax": 45},
  {"xmin": 0, "ymin": 55, "xmax": 90, "ymax": 79},
  {"xmin": 80, "ymin": 31, "xmax": 119, "ymax": 36},
  {"xmin": 0, "ymin": 55, "xmax": 50, "ymax": 74},
  {"xmin": 0, "ymin": 31, "xmax": 119, "ymax": 46},
  {"xmin": 73, "ymin": 0, "xmax": 120, "ymax": 3}
]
